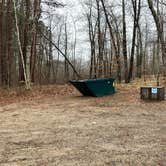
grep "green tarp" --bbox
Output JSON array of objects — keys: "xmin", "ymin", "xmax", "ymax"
[{"xmin": 70, "ymin": 78, "xmax": 115, "ymax": 97}]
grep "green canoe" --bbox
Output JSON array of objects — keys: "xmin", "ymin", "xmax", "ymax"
[{"xmin": 70, "ymin": 78, "xmax": 115, "ymax": 97}]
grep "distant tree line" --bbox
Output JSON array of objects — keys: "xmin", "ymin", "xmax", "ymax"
[
  {"xmin": 0, "ymin": 0, "xmax": 166, "ymax": 90},
  {"xmin": 84, "ymin": 0, "xmax": 166, "ymax": 83},
  {"xmin": 0, "ymin": 0, "xmax": 83, "ymax": 89}
]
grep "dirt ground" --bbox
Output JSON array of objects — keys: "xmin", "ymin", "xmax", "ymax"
[{"xmin": 0, "ymin": 83, "xmax": 165, "ymax": 166}]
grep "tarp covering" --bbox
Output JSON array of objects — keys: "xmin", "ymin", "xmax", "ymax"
[{"xmin": 70, "ymin": 78, "xmax": 115, "ymax": 97}]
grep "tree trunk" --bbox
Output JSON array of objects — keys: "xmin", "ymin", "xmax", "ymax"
[
  {"xmin": 147, "ymin": 0, "xmax": 166, "ymax": 79},
  {"xmin": 101, "ymin": 0, "xmax": 121, "ymax": 82},
  {"xmin": 31, "ymin": 0, "xmax": 41, "ymax": 83},
  {"xmin": 1, "ymin": 0, "xmax": 8, "ymax": 87},
  {"xmin": 7, "ymin": 0, "xmax": 14, "ymax": 87},
  {"xmin": 128, "ymin": 0, "xmax": 141, "ymax": 82},
  {"xmin": 13, "ymin": 0, "xmax": 30, "ymax": 90},
  {"xmin": 96, "ymin": 0, "xmax": 103, "ymax": 77},
  {"xmin": 64, "ymin": 23, "xmax": 69, "ymax": 82},
  {"xmin": 137, "ymin": 24, "xmax": 143, "ymax": 78},
  {"xmin": 55, "ymin": 25, "xmax": 62, "ymax": 82},
  {"xmin": 122, "ymin": 0, "xmax": 128, "ymax": 83}
]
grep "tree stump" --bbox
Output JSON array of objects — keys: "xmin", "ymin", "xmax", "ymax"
[{"xmin": 140, "ymin": 86, "xmax": 165, "ymax": 101}]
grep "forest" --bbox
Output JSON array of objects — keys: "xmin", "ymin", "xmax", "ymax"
[
  {"xmin": 0, "ymin": 0, "xmax": 166, "ymax": 165},
  {"xmin": 0, "ymin": 0, "xmax": 165, "ymax": 89}
]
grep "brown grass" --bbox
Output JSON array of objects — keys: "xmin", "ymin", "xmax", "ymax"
[{"xmin": 0, "ymin": 80, "xmax": 165, "ymax": 165}]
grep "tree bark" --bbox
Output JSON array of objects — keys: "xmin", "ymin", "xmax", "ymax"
[
  {"xmin": 7, "ymin": 0, "xmax": 14, "ymax": 87},
  {"xmin": 13, "ymin": 0, "xmax": 30, "ymax": 90},
  {"xmin": 122, "ymin": 0, "xmax": 128, "ymax": 83},
  {"xmin": 64, "ymin": 23, "xmax": 69, "ymax": 82},
  {"xmin": 30, "ymin": 0, "xmax": 41, "ymax": 83},
  {"xmin": 1, "ymin": 0, "xmax": 8, "ymax": 87},
  {"xmin": 147, "ymin": 0, "xmax": 166, "ymax": 73},
  {"xmin": 128, "ymin": 0, "xmax": 141, "ymax": 82},
  {"xmin": 96, "ymin": 0, "xmax": 103, "ymax": 77},
  {"xmin": 101, "ymin": 0, "xmax": 121, "ymax": 82}
]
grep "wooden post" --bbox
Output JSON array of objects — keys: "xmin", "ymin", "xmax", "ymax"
[{"xmin": 140, "ymin": 86, "xmax": 165, "ymax": 101}]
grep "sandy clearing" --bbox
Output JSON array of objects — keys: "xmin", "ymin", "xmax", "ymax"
[{"xmin": 0, "ymin": 85, "xmax": 165, "ymax": 166}]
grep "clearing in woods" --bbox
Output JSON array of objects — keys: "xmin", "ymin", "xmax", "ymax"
[{"xmin": 0, "ymin": 82, "xmax": 165, "ymax": 165}]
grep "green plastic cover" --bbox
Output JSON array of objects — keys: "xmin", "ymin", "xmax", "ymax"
[{"xmin": 70, "ymin": 78, "xmax": 115, "ymax": 97}]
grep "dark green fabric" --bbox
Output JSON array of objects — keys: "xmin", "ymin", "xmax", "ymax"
[{"xmin": 70, "ymin": 78, "xmax": 115, "ymax": 97}]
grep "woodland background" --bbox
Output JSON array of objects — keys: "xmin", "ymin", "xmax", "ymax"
[{"xmin": 0, "ymin": 0, "xmax": 166, "ymax": 89}]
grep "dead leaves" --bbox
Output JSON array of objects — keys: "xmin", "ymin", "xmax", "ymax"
[{"xmin": 0, "ymin": 84, "xmax": 77, "ymax": 106}]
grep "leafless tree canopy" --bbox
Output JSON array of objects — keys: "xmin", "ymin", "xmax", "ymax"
[{"xmin": 0, "ymin": 0, "xmax": 166, "ymax": 89}]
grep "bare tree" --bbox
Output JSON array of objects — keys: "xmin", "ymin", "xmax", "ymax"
[
  {"xmin": 147, "ymin": 0, "xmax": 166, "ymax": 76},
  {"xmin": 85, "ymin": 0, "xmax": 97, "ymax": 78},
  {"xmin": 101, "ymin": 0, "xmax": 121, "ymax": 82},
  {"xmin": 122, "ymin": 0, "xmax": 128, "ymax": 83},
  {"xmin": 13, "ymin": 0, "xmax": 30, "ymax": 90},
  {"xmin": 128, "ymin": 0, "xmax": 141, "ymax": 82}
]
